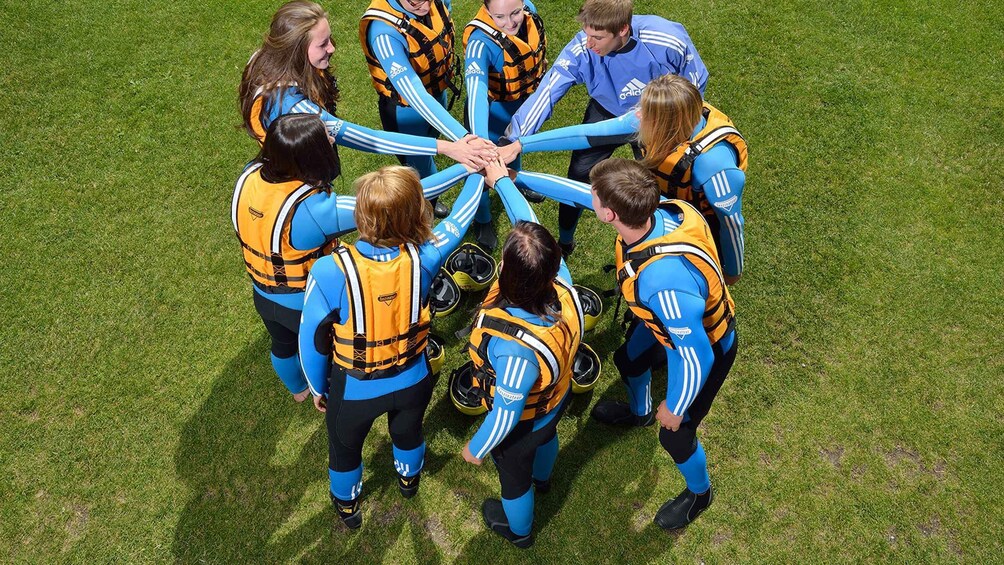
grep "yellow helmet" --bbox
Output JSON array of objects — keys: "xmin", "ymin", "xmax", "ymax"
[
  {"xmin": 430, "ymin": 269, "xmax": 461, "ymax": 318},
  {"xmin": 448, "ymin": 361, "xmax": 488, "ymax": 416},
  {"xmin": 427, "ymin": 333, "xmax": 445, "ymax": 376},
  {"xmin": 445, "ymin": 243, "xmax": 497, "ymax": 292},
  {"xmin": 573, "ymin": 285, "xmax": 603, "ymax": 332},
  {"xmin": 570, "ymin": 343, "xmax": 601, "ymax": 394}
]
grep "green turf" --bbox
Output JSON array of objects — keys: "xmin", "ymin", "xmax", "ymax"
[{"xmin": 2, "ymin": 0, "xmax": 1002, "ymax": 562}]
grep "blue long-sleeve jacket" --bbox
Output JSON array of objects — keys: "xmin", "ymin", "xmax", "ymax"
[
  {"xmin": 365, "ymin": 0, "xmax": 469, "ymax": 141},
  {"xmin": 298, "ymin": 175, "xmax": 484, "ymax": 401},
  {"xmin": 512, "ymin": 172, "xmax": 733, "ymax": 416},
  {"xmin": 506, "ymin": 15, "xmax": 707, "ymax": 140},
  {"xmin": 467, "ymin": 177, "xmax": 572, "ymax": 457},
  {"xmin": 515, "ymin": 113, "xmax": 746, "ymax": 277},
  {"xmin": 255, "ymin": 85, "xmax": 440, "ymax": 155}
]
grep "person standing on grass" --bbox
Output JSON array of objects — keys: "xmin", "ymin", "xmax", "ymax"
[
  {"xmin": 298, "ymin": 168, "xmax": 484, "ymax": 529},
  {"xmin": 239, "ymin": 1, "xmax": 492, "ymax": 170},
  {"xmin": 232, "ymin": 114, "xmax": 472, "ymax": 403},
  {"xmin": 502, "ymin": 74, "xmax": 748, "ymax": 284},
  {"xmin": 509, "ymin": 158, "xmax": 738, "ymax": 530},
  {"xmin": 360, "ymin": 0, "xmax": 495, "ymax": 217},
  {"xmin": 461, "ymin": 0, "xmax": 549, "ymax": 250},
  {"xmin": 460, "ymin": 158, "xmax": 583, "ymax": 548},
  {"xmin": 497, "ymin": 0, "xmax": 707, "ymax": 258}
]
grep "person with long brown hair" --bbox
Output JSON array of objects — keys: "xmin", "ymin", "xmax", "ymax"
[
  {"xmin": 297, "ymin": 166, "xmax": 484, "ymax": 529},
  {"xmin": 457, "ymin": 157, "xmax": 583, "ymax": 548},
  {"xmin": 504, "ymin": 73, "xmax": 748, "ymax": 284},
  {"xmin": 239, "ymin": 1, "xmax": 493, "ymax": 171}
]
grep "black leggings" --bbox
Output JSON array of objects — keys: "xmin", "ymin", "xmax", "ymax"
[
  {"xmin": 325, "ymin": 368, "xmax": 434, "ymax": 472},
  {"xmin": 252, "ymin": 289, "xmax": 301, "ymax": 358},
  {"xmin": 559, "ymin": 98, "xmax": 643, "ymax": 233},
  {"xmin": 491, "ymin": 396, "xmax": 568, "ymax": 499}
]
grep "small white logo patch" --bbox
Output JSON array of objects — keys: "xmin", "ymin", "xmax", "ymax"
[
  {"xmin": 714, "ymin": 195, "xmax": 738, "ymax": 212},
  {"xmin": 555, "ymin": 58, "xmax": 571, "ymax": 69},
  {"xmin": 443, "ymin": 221, "xmax": 461, "ymax": 238},
  {"xmin": 497, "ymin": 388, "xmax": 524, "ymax": 405},
  {"xmin": 389, "ymin": 62, "xmax": 408, "ymax": 78},
  {"xmin": 330, "ymin": 119, "xmax": 344, "ymax": 133},
  {"xmin": 466, "ymin": 62, "xmax": 483, "ymax": 76},
  {"xmin": 619, "ymin": 78, "xmax": 647, "ymax": 100},
  {"xmin": 668, "ymin": 326, "xmax": 692, "ymax": 339}
]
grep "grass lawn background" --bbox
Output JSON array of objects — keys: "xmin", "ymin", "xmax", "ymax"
[{"xmin": 2, "ymin": 0, "xmax": 1002, "ymax": 562}]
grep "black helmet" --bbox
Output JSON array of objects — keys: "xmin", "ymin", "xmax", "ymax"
[
  {"xmin": 570, "ymin": 343, "xmax": 601, "ymax": 394},
  {"xmin": 430, "ymin": 269, "xmax": 461, "ymax": 318},
  {"xmin": 445, "ymin": 243, "xmax": 498, "ymax": 291},
  {"xmin": 448, "ymin": 361, "xmax": 488, "ymax": 416}
]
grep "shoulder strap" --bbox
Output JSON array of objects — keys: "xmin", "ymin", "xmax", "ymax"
[{"xmin": 475, "ymin": 314, "xmax": 560, "ymax": 379}]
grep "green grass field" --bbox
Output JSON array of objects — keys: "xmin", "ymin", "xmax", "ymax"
[{"xmin": 3, "ymin": 0, "xmax": 1003, "ymax": 562}]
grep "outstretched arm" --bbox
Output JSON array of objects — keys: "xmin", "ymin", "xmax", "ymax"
[
  {"xmin": 512, "ymin": 170, "xmax": 594, "ymax": 209},
  {"xmin": 505, "ymin": 35, "xmax": 584, "ymax": 139},
  {"xmin": 420, "ymin": 175, "xmax": 486, "ymax": 272},
  {"xmin": 516, "ymin": 111, "xmax": 639, "ymax": 154}
]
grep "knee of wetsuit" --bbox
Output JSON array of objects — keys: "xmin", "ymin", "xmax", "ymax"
[
  {"xmin": 659, "ymin": 427, "xmax": 699, "ymax": 464},
  {"xmin": 613, "ymin": 344, "xmax": 646, "ymax": 381}
]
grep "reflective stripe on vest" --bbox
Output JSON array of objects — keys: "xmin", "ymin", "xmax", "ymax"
[
  {"xmin": 231, "ymin": 163, "xmax": 334, "ymax": 289},
  {"xmin": 462, "ymin": 7, "xmax": 547, "ymax": 102},
  {"xmin": 652, "ymin": 103, "xmax": 749, "ymax": 218},
  {"xmin": 615, "ymin": 200, "xmax": 736, "ymax": 348},
  {"xmin": 359, "ymin": 0, "xmax": 458, "ymax": 106},
  {"xmin": 467, "ymin": 278, "xmax": 582, "ymax": 421},
  {"xmin": 331, "ymin": 243, "xmax": 431, "ymax": 378}
]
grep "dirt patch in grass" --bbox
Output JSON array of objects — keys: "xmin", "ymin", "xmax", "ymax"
[
  {"xmin": 821, "ymin": 446, "xmax": 844, "ymax": 467},
  {"xmin": 883, "ymin": 446, "xmax": 948, "ymax": 480},
  {"xmin": 918, "ymin": 517, "xmax": 963, "ymax": 556},
  {"xmin": 423, "ymin": 515, "xmax": 455, "ymax": 559}
]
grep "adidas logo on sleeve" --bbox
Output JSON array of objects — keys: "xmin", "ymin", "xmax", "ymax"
[
  {"xmin": 619, "ymin": 78, "xmax": 647, "ymax": 100},
  {"xmin": 389, "ymin": 62, "xmax": 408, "ymax": 78},
  {"xmin": 466, "ymin": 61, "xmax": 484, "ymax": 76}
]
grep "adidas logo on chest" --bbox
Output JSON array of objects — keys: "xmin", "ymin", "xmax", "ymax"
[{"xmin": 619, "ymin": 78, "xmax": 647, "ymax": 100}]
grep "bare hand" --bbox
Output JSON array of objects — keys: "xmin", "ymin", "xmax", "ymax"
[
  {"xmin": 656, "ymin": 400, "xmax": 683, "ymax": 431},
  {"xmin": 498, "ymin": 140, "xmax": 522, "ymax": 165},
  {"xmin": 313, "ymin": 394, "xmax": 327, "ymax": 413},
  {"xmin": 462, "ymin": 442, "xmax": 483, "ymax": 465},
  {"xmin": 483, "ymin": 156, "xmax": 508, "ymax": 189},
  {"xmin": 439, "ymin": 136, "xmax": 489, "ymax": 171}
]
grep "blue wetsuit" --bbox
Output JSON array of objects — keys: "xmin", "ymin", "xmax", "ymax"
[
  {"xmin": 512, "ymin": 171, "xmax": 737, "ymax": 495},
  {"xmin": 465, "ymin": 177, "xmax": 574, "ymax": 537},
  {"xmin": 515, "ymin": 112, "xmax": 747, "ymax": 278},
  {"xmin": 299, "ymin": 174, "xmax": 483, "ymax": 503},
  {"xmin": 365, "ymin": 0, "xmax": 469, "ymax": 177}
]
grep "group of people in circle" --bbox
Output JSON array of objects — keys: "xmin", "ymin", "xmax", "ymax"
[{"xmin": 231, "ymin": 0, "xmax": 747, "ymax": 548}]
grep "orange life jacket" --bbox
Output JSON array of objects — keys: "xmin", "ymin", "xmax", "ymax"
[
  {"xmin": 231, "ymin": 163, "xmax": 336, "ymax": 290},
  {"xmin": 651, "ymin": 103, "xmax": 749, "ymax": 218},
  {"xmin": 615, "ymin": 200, "xmax": 736, "ymax": 349},
  {"xmin": 330, "ymin": 243, "xmax": 432, "ymax": 378},
  {"xmin": 467, "ymin": 278, "xmax": 582, "ymax": 421},
  {"xmin": 462, "ymin": 6, "xmax": 547, "ymax": 103},
  {"xmin": 359, "ymin": 0, "xmax": 458, "ymax": 106}
]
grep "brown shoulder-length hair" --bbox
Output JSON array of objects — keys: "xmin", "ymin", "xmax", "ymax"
[
  {"xmin": 638, "ymin": 74, "xmax": 703, "ymax": 169},
  {"xmin": 353, "ymin": 166, "xmax": 433, "ymax": 247},
  {"xmin": 238, "ymin": 1, "xmax": 339, "ymax": 139},
  {"xmin": 484, "ymin": 222, "xmax": 571, "ymax": 344}
]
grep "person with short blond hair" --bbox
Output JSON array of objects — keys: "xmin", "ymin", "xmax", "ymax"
[
  {"xmin": 298, "ymin": 166, "xmax": 483, "ymax": 529},
  {"xmin": 498, "ymin": 0, "xmax": 707, "ymax": 258}
]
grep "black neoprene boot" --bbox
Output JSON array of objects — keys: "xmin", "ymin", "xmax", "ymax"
[
  {"xmin": 591, "ymin": 400, "xmax": 655, "ymax": 427},
  {"xmin": 398, "ymin": 472, "xmax": 420, "ymax": 499},
  {"xmin": 654, "ymin": 486, "xmax": 713, "ymax": 530},
  {"xmin": 432, "ymin": 198, "xmax": 449, "ymax": 219},
  {"xmin": 331, "ymin": 493, "xmax": 362, "ymax": 529},
  {"xmin": 473, "ymin": 221, "xmax": 498, "ymax": 252},
  {"xmin": 559, "ymin": 240, "xmax": 576, "ymax": 259},
  {"xmin": 532, "ymin": 478, "xmax": 551, "ymax": 494},
  {"xmin": 517, "ymin": 185, "xmax": 546, "ymax": 203},
  {"xmin": 481, "ymin": 499, "xmax": 534, "ymax": 549}
]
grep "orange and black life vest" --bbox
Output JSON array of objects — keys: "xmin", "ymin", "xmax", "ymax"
[
  {"xmin": 359, "ymin": 0, "xmax": 458, "ymax": 106},
  {"xmin": 651, "ymin": 103, "xmax": 749, "ymax": 218},
  {"xmin": 330, "ymin": 243, "xmax": 432, "ymax": 379},
  {"xmin": 462, "ymin": 6, "xmax": 547, "ymax": 102},
  {"xmin": 467, "ymin": 278, "xmax": 582, "ymax": 421},
  {"xmin": 615, "ymin": 200, "xmax": 736, "ymax": 349},
  {"xmin": 231, "ymin": 163, "xmax": 336, "ymax": 291}
]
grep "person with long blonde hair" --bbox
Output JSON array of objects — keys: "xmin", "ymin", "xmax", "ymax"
[
  {"xmin": 239, "ymin": 1, "xmax": 493, "ymax": 172},
  {"xmin": 297, "ymin": 166, "xmax": 484, "ymax": 529},
  {"xmin": 504, "ymin": 73, "xmax": 748, "ymax": 284}
]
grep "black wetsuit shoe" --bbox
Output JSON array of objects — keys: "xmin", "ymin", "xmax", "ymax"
[
  {"xmin": 398, "ymin": 473, "xmax": 420, "ymax": 499},
  {"xmin": 532, "ymin": 478, "xmax": 551, "ymax": 494},
  {"xmin": 473, "ymin": 221, "xmax": 498, "ymax": 252},
  {"xmin": 481, "ymin": 499, "xmax": 534, "ymax": 549},
  {"xmin": 432, "ymin": 199, "xmax": 450, "ymax": 219},
  {"xmin": 330, "ymin": 493, "xmax": 362, "ymax": 529},
  {"xmin": 559, "ymin": 240, "xmax": 576, "ymax": 259},
  {"xmin": 591, "ymin": 400, "xmax": 655, "ymax": 427},
  {"xmin": 654, "ymin": 486, "xmax": 713, "ymax": 531},
  {"xmin": 517, "ymin": 185, "xmax": 546, "ymax": 203}
]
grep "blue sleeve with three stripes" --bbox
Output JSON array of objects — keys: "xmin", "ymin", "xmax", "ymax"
[
  {"xmin": 367, "ymin": 22, "xmax": 468, "ymax": 141},
  {"xmin": 518, "ymin": 111, "xmax": 639, "ymax": 153},
  {"xmin": 420, "ymin": 175, "xmax": 485, "ymax": 274},
  {"xmin": 635, "ymin": 256, "xmax": 715, "ymax": 417},
  {"xmin": 464, "ymin": 31, "xmax": 501, "ymax": 138},
  {"xmin": 692, "ymin": 143, "xmax": 746, "ymax": 278},
  {"xmin": 265, "ymin": 86, "xmax": 438, "ymax": 155},
  {"xmin": 298, "ymin": 257, "xmax": 346, "ymax": 397},
  {"xmin": 494, "ymin": 177, "xmax": 572, "ymax": 284},
  {"xmin": 506, "ymin": 35, "xmax": 584, "ymax": 139},
  {"xmin": 290, "ymin": 193, "xmax": 357, "ymax": 250},
  {"xmin": 512, "ymin": 170, "xmax": 594, "ymax": 209},
  {"xmin": 468, "ymin": 342, "xmax": 541, "ymax": 459}
]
